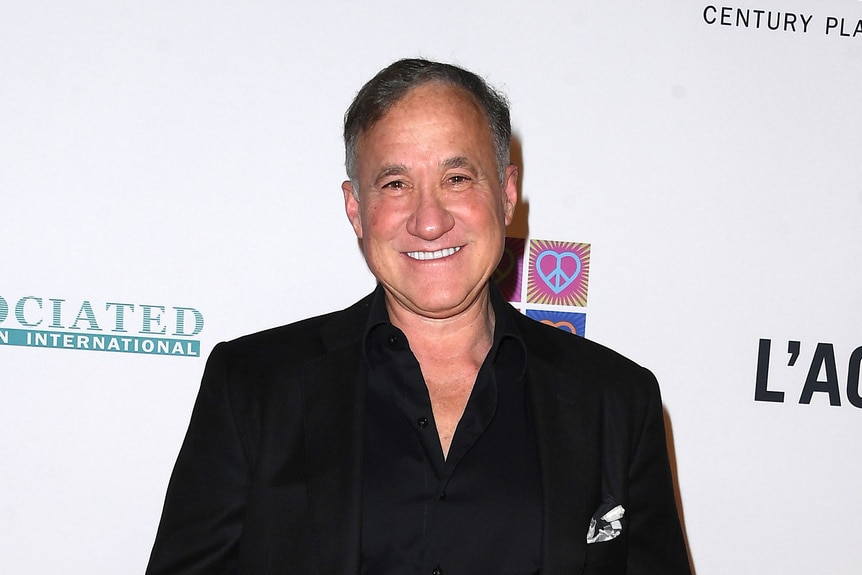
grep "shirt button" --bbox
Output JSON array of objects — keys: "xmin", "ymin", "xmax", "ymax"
[
  {"xmin": 432, "ymin": 566, "xmax": 443, "ymax": 575},
  {"xmin": 417, "ymin": 417, "xmax": 429, "ymax": 429},
  {"xmin": 387, "ymin": 335, "xmax": 399, "ymax": 346},
  {"xmin": 439, "ymin": 491, "xmax": 446, "ymax": 500}
]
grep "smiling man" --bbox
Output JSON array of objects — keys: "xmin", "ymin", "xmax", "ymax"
[{"xmin": 147, "ymin": 59, "xmax": 692, "ymax": 574}]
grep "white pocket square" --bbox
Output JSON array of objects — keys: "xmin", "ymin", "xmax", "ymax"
[{"xmin": 586, "ymin": 503, "xmax": 625, "ymax": 544}]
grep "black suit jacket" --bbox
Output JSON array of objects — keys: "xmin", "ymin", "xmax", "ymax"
[{"xmin": 147, "ymin": 291, "xmax": 691, "ymax": 574}]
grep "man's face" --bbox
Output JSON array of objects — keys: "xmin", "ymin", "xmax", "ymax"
[{"xmin": 343, "ymin": 82, "xmax": 517, "ymax": 320}]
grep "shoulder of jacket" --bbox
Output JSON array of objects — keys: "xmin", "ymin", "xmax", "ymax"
[
  {"xmin": 512, "ymin": 309, "xmax": 658, "ymax": 400},
  {"xmin": 209, "ymin": 292, "xmax": 373, "ymax": 368}
]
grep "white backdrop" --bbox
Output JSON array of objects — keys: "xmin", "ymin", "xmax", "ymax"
[{"xmin": 2, "ymin": 1, "xmax": 861, "ymax": 573}]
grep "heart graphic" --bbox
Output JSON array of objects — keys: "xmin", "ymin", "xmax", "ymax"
[
  {"xmin": 540, "ymin": 319, "xmax": 578, "ymax": 335},
  {"xmin": 536, "ymin": 250, "xmax": 581, "ymax": 294},
  {"xmin": 493, "ymin": 247, "xmax": 516, "ymax": 283}
]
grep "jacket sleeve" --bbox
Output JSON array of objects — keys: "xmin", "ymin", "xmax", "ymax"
[
  {"xmin": 624, "ymin": 370, "xmax": 692, "ymax": 575},
  {"xmin": 146, "ymin": 343, "xmax": 250, "ymax": 574}
]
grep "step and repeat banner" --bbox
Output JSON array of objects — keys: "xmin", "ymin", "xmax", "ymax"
[{"xmin": 2, "ymin": 1, "xmax": 860, "ymax": 573}]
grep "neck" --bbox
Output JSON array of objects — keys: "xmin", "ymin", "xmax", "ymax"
[{"xmin": 384, "ymin": 287, "xmax": 496, "ymax": 366}]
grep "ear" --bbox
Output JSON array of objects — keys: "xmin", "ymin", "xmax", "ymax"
[
  {"xmin": 502, "ymin": 164, "xmax": 518, "ymax": 226},
  {"xmin": 342, "ymin": 180, "xmax": 364, "ymax": 239}
]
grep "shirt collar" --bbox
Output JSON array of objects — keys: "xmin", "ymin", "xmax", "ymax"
[{"xmin": 363, "ymin": 282, "xmax": 527, "ymax": 379}]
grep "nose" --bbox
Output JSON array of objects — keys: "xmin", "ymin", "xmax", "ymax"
[{"xmin": 406, "ymin": 189, "xmax": 455, "ymax": 240}]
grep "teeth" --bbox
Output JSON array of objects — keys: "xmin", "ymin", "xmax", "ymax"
[{"xmin": 406, "ymin": 246, "xmax": 461, "ymax": 261}]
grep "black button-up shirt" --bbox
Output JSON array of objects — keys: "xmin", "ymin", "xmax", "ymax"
[{"xmin": 360, "ymin": 284, "xmax": 542, "ymax": 575}]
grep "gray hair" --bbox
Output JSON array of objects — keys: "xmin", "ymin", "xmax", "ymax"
[{"xmin": 343, "ymin": 58, "xmax": 511, "ymax": 191}]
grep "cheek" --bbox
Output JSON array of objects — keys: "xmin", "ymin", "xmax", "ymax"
[
  {"xmin": 457, "ymin": 200, "xmax": 506, "ymax": 229},
  {"xmin": 364, "ymin": 202, "xmax": 405, "ymax": 235},
  {"xmin": 363, "ymin": 206, "xmax": 383, "ymax": 236}
]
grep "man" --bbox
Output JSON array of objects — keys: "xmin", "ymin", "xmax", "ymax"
[{"xmin": 147, "ymin": 58, "xmax": 692, "ymax": 574}]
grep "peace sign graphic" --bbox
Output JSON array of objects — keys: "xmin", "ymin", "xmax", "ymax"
[
  {"xmin": 536, "ymin": 250, "xmax": 582, "ymax": 294},
  {"xmin": 526, "ymin": 240, "xmax": 590, "ymax": 307}
]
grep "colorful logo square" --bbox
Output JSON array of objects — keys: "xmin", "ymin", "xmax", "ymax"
[
  {"xmin": 526, "ymin": 309, "xmax": 586, "ymax": 337},
  {"xmin": 494, "ymin": 237, "xmax": 525, "ymax": 303},
  {"xmin": 527, "ymin": 240, "xmax": 590, "ymax": 307}
]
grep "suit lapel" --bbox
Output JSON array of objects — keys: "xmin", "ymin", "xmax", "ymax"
[
  {"xmin": 300, "ymin": 296, "xmax": 371, "ymax": 575},
  {"xmin": 527, "ymin": 349, "xmax": 596, "ymax": 574}
]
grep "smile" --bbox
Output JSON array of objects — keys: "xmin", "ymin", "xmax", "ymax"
[{"xmin": 405, "ymin": 246, "xmax": 462, "ymax": 261}]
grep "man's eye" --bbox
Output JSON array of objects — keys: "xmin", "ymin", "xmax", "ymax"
[
  {"xmin": 382, "ymin": 180, "xmax": 405, "ymax": 190},
  {"xmin": 448, "ymin": 175, "xmax": 471, "ymax": 185}
]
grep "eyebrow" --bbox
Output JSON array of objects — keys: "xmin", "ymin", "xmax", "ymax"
[
  {"xmin": 372, "ymin": 164, "xmax": 408, "ymax": 187},
  {"xmin": 371, "ymin": 157, "xmax": 479, "ymax": 187},
  {"xmin": 441, "ymin": 156, "xmax": 475, "ymax": 171}
]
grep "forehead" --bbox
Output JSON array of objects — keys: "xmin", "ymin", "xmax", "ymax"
[
  {"xmin": 356, "ymin": 82, "xmax": 494, "ymax": 165},
  {"xmin": 389, "ymin": 81, "xmax": 481, "ymax": 115}
]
